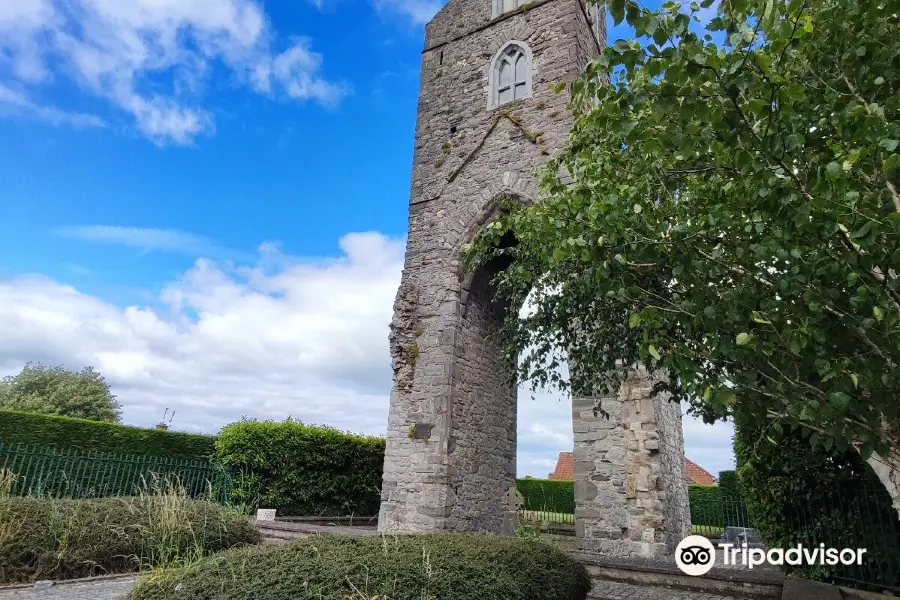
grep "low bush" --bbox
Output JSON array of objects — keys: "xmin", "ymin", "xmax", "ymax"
[
  {"xmin": 0, "ymin": 488, "xmax": 259, "ymax": 583},
  {"xmin": 216, "ymin": 418, "xmax": 385, "ymax": 516},
  {"xmin": 516, "ymin": 478, "xmax": 575, "ymax": 514},
  {"xmin": 127, "ymin": 533, "xmax": 591, "ymax": 600}
]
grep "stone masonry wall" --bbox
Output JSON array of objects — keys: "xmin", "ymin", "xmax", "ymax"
[
  {"xmin": 379, "ymin": 0, "xmax": 604, "ymax": 533},
  {"xmin": 572, "ymin": 369, "xmax": 691, "ymax": 558}
]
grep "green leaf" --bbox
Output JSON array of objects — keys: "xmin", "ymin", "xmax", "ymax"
[
  {"xmin": 879, "ymin": 139, "xmax": 899, "ymax": 152},
  {"xmin": 648, "ymin": 344, "xmax": 661, "ymax": 360},
  {"xmin": 782, "ymin": 84, "xmax": 805, "ymax": 100},
  {"xmin": 736, "ymin": 332, "xmax": 753, "ymax": 346},
  {"xmin": 828, "ymin": 392, "xmax": 851, "ymax": 412},
  {"xmin": 826, "ymin": 162, "xmax": 841, "ymax": 178},
  {"xmin": 750, "ymin": 311, "xmax": 770, "ymax": 324},
  {"xmin": 629, "ymin": 313, "xmax": 641, "ymax": 328},
  {"xmin": 874, "ymin": 306, "xmax": 884, "ymax": 321}
]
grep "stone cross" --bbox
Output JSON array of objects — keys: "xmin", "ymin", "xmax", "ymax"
[{"xmin": 504, "ymin": 486, "xmax": 524, "ymax": 512}]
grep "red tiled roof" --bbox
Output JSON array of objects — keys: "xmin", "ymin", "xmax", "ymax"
[
  {"xmin": 684, "ymin": 457, "xmax": 717, "ymax": 485},
  {"xmin": 548, "ymin": 451, "xmax": 574, "ymax": 480},
  {"xmin": 546, "ymin": 451, "xmax": 718, "ymax": 485}
]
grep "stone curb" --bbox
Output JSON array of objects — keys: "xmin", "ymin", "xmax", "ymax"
[
  {"xmin": 575, "ymin": 553, "xmax": 786, "ymax": 586},
  {"xmin": 0, "ymin": 573, "xmax": 137, "ymax": 591}
]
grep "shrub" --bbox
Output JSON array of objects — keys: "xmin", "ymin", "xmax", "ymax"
[
  {"xmin": 216, "ymin": 419, "xmax": 385, "ymax": 516},
  {"xmin": 0, "ymin": 488, "xmax": 259, "ymax": 583},
  {"xmin": 516, "ymin": 478, "xmax": 575, "ymax": 514},
  {"xmin": 736, "ymin": 419, "xmax": 900, "ymax": 589},
  {"xmin": 126, "ymin": 533, "xmax": 591, "ymax": 600},
  {"xmin": 717, "ymin": 470, "xmax": 740, "ymax": 501},
  {"xmin": 0, "ymin": 410, "xmax": 216, "ymax": 460}
]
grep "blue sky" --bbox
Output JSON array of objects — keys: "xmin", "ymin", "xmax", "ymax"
[{"xmin": 0, "ymin": 0, "xmax": 733, "ymax": 478}]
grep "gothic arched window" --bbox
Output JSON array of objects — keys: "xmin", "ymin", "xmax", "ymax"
[{"xmin": 489, "ymin": 42, "xmax": 532, "ymax": 109}]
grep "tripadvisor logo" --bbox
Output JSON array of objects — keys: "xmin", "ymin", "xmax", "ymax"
[
  {"xmin": 675, "ymin": 535, "xmax": 868, "ymax": 576},
  {"xmin": 675, "ymin": 535, "xmax": 716, "ymax": 576}
]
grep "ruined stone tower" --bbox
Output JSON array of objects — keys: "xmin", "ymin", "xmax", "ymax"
[{"xmin": 378, "ymin": 0, "xmax": 691, "ymax": 558}]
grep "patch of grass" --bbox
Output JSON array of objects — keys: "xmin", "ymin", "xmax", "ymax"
[
  {"xmin": 0, "ymin": 479, "xmax": 259, "ymax": 584},
  {"xmin": 691, "ymin": 524, "xmax": 726, "ymax": 536},
  {"xmin": 127, "ymin": 533, "xmax": 591, "ymax": 600}
]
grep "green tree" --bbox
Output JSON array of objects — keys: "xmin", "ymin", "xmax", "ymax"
[
  {"xmin": 469, "ymin": 0, "xmax": 900, "ymax": 461},
  {"xmin": 0, "ymin": 363, "xmax": 122, "ymax": 423}
]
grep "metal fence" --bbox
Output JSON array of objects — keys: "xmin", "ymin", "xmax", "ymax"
[
  {"xmin": 0, "ymin": 442, "xmax": 232, "ymax": 502},
  {"xmin": 690, "ymin": 498, "xmax": 752, "ymax": 536},
  {"xmin": 787, "ymin": 487, "xmax": 900, "ymax": 594},
  {"xmin": 520, "ymin": 508, "xmax": 576, "ymax": 525}
]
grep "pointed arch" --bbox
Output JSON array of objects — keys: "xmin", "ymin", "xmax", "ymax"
[{"xmin": 487, "ymin": 41, "xmax": 533, "ymax": 109}]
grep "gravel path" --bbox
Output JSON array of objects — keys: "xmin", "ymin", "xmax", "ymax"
[
  {"xmin": 589, "ymin": 580, "xmax": 742, "ymax": 600},
  {"xmin": 0, "ymin": 577, "xmax": 137, "ymax": 600}
]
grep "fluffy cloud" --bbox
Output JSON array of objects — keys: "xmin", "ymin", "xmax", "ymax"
[
  {"xmin": 0, "ymin": 0, "xmax": 348, "ymax": 144},
  {"xmin": 0, "ymin": 230, "xmax": 733, "ymax": 477}
]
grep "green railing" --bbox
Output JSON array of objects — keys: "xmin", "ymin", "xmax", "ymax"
[
  {"xmin": 0, "ymin": 442, "xmax": 232, "ymax": 502},
  {"xmin": 520, "ymin": 509, "xmax": 576, "ymax": 526},
  {"xmin": 785, "ymin": 487, "xmax": 900, "ymax": 594},
  {"xmin": 690, "ymin": 498, "xmax": 752, "ymax": 536}
]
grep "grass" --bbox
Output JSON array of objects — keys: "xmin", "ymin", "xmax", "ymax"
[
  {"xmin": 0, "ymin": 476, "xmax": 259, "ymax": 584},
  {"xmin": 692, "ymin": 524, "xmax": 726, "ymax": 536}
]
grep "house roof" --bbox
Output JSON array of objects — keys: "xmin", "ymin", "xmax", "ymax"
[
  {"xmin": 548, "ymin": 451, "xmax": 574, "ymax": 480},
  {"xmin": 683, "ymin": 457, "xmax": 717, "ymax": 485},
  {"xmin": 547, "ymin": 451, "xmax": 718, "ymax": 485}
]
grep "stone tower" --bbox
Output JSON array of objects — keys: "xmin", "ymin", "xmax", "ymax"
[{"xmin": 378, "ymin": 0, "xmax": 691, "ymax": 558}]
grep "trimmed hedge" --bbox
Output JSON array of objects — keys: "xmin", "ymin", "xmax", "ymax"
[
  {"xmin": 0, "ymin": 495, "xmax": 259, "ymax": 583},
  {"xmin": 0, "ymin": 410, "xmax": 216, "ymax": 461},
  {"xmin": 688, "ymin": 484, "xmax": 722, "ymax": 525},
  {"xmin": 717, "ymin": 470, "xmax": 741, "ymax": 501},
  {"xmin": 516, "ymin": 478, "xmax": 575, "ymax": 514},
  {"xmin": 215, "ymin": 419, "xmax": 385, "ymax": 516},
  {"xmin": 126, "ymin": 534, "xmax": 591, "ymax": 600},
  {"xmin": 736, "ymin": 418, "xmax": 900, "ymax": 588}
]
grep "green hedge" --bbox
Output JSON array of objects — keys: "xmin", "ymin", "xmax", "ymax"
[
  {"xmin": 0, "ymin": 410, "xmax": 216, "ymax": 461},
  {"xmin": 126, "ymin": 534, "xmax": 591, "ymax": 600},
  {"xmin": 717, "ymin": 470, "xmax": 740, "ymax": 500},
  {"xmin": 736, "ymin": 418, "xmax": 900, "ymax": 589},
  {"xmin": 215, "ymin": 419, "xmax": 384, "ymax": 516},
  {"xmin": 687, "ymin": 483, "xmax": 748, "ymax": 529},
  {"xmin": 516, "ymin": 478, "xmax": 575, "ymax": 514},
  {"xmin": 0, "ymin": 495, "xmax": 259, "ymax": 584}
]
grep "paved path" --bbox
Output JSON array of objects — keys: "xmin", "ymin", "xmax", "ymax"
[
  {"xmin": 0, "ymin": 577, "xmax": 744, "ymax": 600},
  {"xmin": 589, "ymin": 580, "xmax": 742, "ymax": 600},
  {"xmin": 0, "ymin": 577, "xmax": 137, "ymax": 600}
]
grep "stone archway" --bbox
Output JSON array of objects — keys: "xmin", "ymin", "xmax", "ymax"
[{"xmin": 377, "ymin": 0, "xmax": 691, "ymax": 558}]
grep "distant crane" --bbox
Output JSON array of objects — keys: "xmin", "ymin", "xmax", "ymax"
[{"xmin": 155, "ymin": 408, "xmax": 175, "ymax": 431}]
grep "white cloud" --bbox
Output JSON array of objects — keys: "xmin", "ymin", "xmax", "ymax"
[
  {"xmin": 0, "ymin": 83, "xmax": 104, "ymax": 128},
  {"xmin": 0, "ymin": 232, "xmax": 403, "ymax": 436},
  {"xmin": 53, "ymin": 226, "xmax": 242, "ymax": 259},
  {"xmin": 0, "ymin": 229, "xmax": 733, "ymax": 477},
  {"xmin": 0, "ymin": 0, "xmax": 349, "ymax": 144}
]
